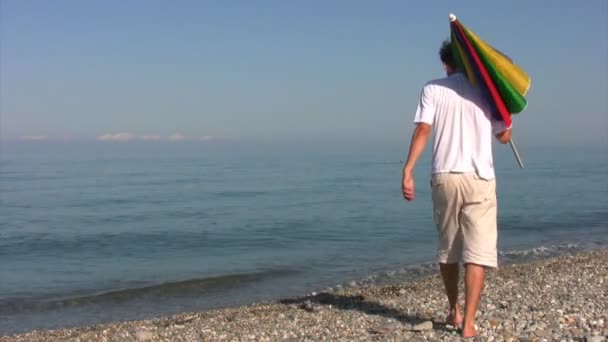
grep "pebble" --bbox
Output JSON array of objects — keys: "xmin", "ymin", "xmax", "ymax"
[
  {"xmin": 299, "ymin": 300, "xmax": 318, "ymax": 312},
  {"xmin": 572, "ymin": 328, "xmax": 585, "ymax": 337},
  {"xmin": 412, "ymin": 321, "xmax": 433, "ymax": 331},
  {"xmin": 134, "ymin": 329, "xmax": 154, "ymax": 341},
  {"xmin": 535, "ymin": 329, "xmax": 551, "ymax": 337},
  {"xmin": 370, "ymin": 322, "xmax": 399, "ymax": 335}
]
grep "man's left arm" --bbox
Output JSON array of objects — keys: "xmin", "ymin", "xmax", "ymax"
[{"xmin": 402, "ymin": 123, "xmax": 432, "ymax": 201}]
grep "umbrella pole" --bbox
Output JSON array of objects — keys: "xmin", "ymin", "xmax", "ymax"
[{"xmin": 509, "ymin": 139, "xmax": 524, "ymax": 168}]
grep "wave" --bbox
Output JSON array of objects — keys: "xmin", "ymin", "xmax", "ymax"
[
  {"xmin": 214, "ymin": 190, "xmax": 269, "ymax": 198},
  {"xmin": 325, "ymin": 242, "xmax": 604, "ymax": 292},
  {"xmin": 500, "ymin": 211, "xmax": 608, "ymax": 233},
  {"xmin": 496, "ymin": 242, "xmax": 606, "ymax": 262},
  {"xmin": 0, "ymin": 269, "xmax": 296, "ymax": 315}
]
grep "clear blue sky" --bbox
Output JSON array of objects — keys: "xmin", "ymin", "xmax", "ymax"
[{"xmin": 1, "ymin": 1, "xmax": 607, "ymax": 144}]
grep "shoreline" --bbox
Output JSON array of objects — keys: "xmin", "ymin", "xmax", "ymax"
[{"xmin": 2, "ymin": 249, "xmax": 607, "ymax": 341}]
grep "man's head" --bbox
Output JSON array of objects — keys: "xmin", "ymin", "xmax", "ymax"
[{"xmin": 439, "ymin": 40, "xmax": 456, "ymax": 75}]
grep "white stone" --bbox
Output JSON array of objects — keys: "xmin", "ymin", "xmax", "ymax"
[
  {"xmin": 135, "ymin": 330, "xmax": 154, "ymax": 341},
  {"xmin": 412, "ymin": 321, "xmax": 433, "ymax": 331}
]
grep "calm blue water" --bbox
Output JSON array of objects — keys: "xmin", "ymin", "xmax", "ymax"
[{"xmin": 1, "ymin": 141, "xmax": 607, "ymax": 334}]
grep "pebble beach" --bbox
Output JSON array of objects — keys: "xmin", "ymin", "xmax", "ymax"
[{"xmin": 2, "ymin": 249, "xmax": 606, "ymax": 342}]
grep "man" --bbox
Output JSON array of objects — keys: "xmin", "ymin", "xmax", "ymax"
[{"xmin": 401, "ymin": 40, "xmax": 512, "ymax": 338}]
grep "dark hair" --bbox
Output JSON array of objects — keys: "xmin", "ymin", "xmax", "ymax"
[{"xmin": 439, "ymin": 40, "xmax": 455, "ymax": 68}]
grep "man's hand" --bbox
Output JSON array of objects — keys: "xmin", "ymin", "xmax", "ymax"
[
  {"xmin": 495, "ymin": 126, "xmax": 512, "ymax": 144},
  {"xmin": 402, "ymin": 123, "xmax": 431, "ymax": 202},
  {"xmin": 402, "ymin": 168, "xmax": 415, "ymax": 201}
]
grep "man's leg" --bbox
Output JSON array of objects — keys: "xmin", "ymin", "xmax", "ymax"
[
  {"xmin": 463, "ymin": 263, "xmax": 485, "ymax": 337},
  {"xmin": 439, "ymin": 263, "xmax": 462, "ymax": 326},
  {"xmin": 432, "ymin": 174, "xmax": 464, "ymax": 326},
  {"xmin": 460, "ymin": 174, "xmax": 497, "ymax": 338}
]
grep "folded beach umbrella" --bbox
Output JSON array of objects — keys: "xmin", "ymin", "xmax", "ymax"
[{"xmin": 449, "ymin": 13, "xmax": 531, "ymax": 168}]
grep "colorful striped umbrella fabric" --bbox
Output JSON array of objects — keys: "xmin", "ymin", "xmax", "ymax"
[{"xmin": 449, "ymin": 14, "xmax": 531, "ymax": 167}]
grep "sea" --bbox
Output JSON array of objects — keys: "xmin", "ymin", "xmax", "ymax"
[{"xmin": 1, "ymin": 140, "xmax": 607, "ymax": 335}]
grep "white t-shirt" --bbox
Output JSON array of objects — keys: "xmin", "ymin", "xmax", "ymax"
[{"xmin": 413, "ymin": 72, "xmax": 510, "ymax": 180}]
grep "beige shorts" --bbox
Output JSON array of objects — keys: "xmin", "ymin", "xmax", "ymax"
[{"xmin": 431, "ymin": 172, "xmax": 498, "ymax": 268}]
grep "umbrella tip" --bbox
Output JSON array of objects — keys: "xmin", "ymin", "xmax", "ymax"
[{"xmin": 449, "ymin": 13, "xmax": 457, "ymax": 22}]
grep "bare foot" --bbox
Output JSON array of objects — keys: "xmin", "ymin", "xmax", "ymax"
[
  {"xmin": 446, "ymin": 307, "xmax": 463, "ymax": 327},
  {"xmin": 461, "ymin": 324, "xmax": 478, "ymax": 338}
]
